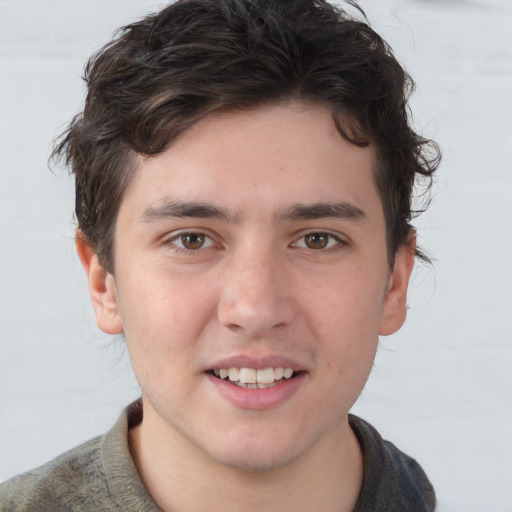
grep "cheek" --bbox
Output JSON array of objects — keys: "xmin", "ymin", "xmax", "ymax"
[
  {"xmin": 116, "ymin": 269, "xmax": 219, "ymax": 362},
  {"xmin": 299, "ymin": 270, "xmax": 384, "ymax": 382},
  {"xmin": 301, "ymin": 269, "xmax": 386, "ymax": 339}
]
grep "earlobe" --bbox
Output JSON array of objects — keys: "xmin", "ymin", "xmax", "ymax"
[
  {"xmin": 75, "ymin": 232, "xmax": 124, "ymax": 335},
  {"xmin": 379, "ymin": 233, "xmax": 416, "ymax": 336}
]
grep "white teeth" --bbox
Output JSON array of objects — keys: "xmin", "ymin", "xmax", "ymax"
[
  {"xmin": 256, "ymin": 367, "xmax": 275, "ymax": 384},
  {"xmin": 228, "ymin": 367, "xmax": 240, "ymax": 382},
  {"xmin": 213, "ymin": 366, "xmax": 296, "ymax": 386},
  {"xmin": 238, "ymin": 367, "xmax": 256, "ymax": 384},
  {"xmin": 274, "ymin": 367, "xmax": 284, "ymax": 380}
]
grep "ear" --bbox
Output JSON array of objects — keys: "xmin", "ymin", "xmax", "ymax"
[
  {"xmin": 75, "ymin": 232, "xmax": 123, "ymax": 335},
  {"xmin": 379, "ymin": 232, "xmax": 416, "ymax": 336}
]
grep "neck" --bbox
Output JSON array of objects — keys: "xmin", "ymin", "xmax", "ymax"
[{"xmin": 129, "ymin": 401, "xmax": 363, "ymax": 512}]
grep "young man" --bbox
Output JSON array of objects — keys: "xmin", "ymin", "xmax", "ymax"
[{"xmin": 0, "ymin": 0, "xmax": 440, "ymax": 510}]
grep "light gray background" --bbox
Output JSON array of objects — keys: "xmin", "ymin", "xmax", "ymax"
[{"xmin": 0, "ymin": 1, "xmax": 511, "ymax": 510}]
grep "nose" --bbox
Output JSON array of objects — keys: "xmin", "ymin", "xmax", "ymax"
[{"xmin": 217, "ymin": 249, "xmax": 297, "ymax": 336}]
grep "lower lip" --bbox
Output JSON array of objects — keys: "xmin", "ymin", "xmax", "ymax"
[{"xmin": 206, "ymin": 372, "xmax": 306, "ymax": 410}]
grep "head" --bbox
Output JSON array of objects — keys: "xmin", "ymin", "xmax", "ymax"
[
  {"xmin": 53, "ymin": 0, "xmax": 439, "ymax": 274},
  {"xmin": 56, "ymin": 0, "xmax": 441, "ymax": 474}
]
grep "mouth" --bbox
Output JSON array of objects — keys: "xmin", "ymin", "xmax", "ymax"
[{"xmin": 208, "ymin": 366, "xmax": 301, "ymax": 389}]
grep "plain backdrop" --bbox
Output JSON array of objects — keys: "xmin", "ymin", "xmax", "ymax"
[{"xmin": 0, "ymin": 0, "xmax": 511, "ymax": 510}]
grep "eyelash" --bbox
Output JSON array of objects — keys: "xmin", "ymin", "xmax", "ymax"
[
  {"xmin": 165, "ymin": 231, "xmax": 217, "ymax": 255},
  {"xmin": 164, "ymin": 230, "xmax": 347, "ymax": 255},
  {"xmin": 291, "ymin": 232, "xmax": 347, "ymax": 252}
]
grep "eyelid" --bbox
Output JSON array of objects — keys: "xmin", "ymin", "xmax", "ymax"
[
  {"xmin": 164, "ymin": 229, "xmax": 221, "ymax": 251},
  {"xmin": 290, "ymin": 230, "xmax": 348, "ymax": 250}
]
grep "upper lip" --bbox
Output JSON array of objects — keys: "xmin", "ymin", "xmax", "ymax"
[{"xmin": 206, "ymin": 354, "xmax": 306, "ymax": 372}]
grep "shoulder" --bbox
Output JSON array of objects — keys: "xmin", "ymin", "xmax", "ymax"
[
  {"xmin": 349, "ymin": 415, "xmax": 436, "ymax": 512},
  {"xmin": 0, "ymin": 435, "xmax": 110, "ymax": 512},
  {"xmin": 0, "ymin": 401, "xmax": 157, "ymax": 512}
]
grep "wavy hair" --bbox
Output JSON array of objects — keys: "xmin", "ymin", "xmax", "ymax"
[{"xmin": 53, "ymin": 0, "xmax": 440, "ymax": 271}]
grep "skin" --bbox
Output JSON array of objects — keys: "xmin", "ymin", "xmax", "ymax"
[{"xmin": 77, "ymin": 101, "xmax": 415, "ymax": 512}]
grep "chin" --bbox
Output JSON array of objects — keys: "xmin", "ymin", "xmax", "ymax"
[
  {"xmin": 204, "ymin": 431, "xmax": 310, "ymax": 473},
  {"xmin": 211, "ymin": 449, "xmax": 300, "ymax": 473}
]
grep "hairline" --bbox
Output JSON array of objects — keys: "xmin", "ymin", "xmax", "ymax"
[{"xmin": 93, "ymin": 99, "xmax": 405, "ymax": 274}]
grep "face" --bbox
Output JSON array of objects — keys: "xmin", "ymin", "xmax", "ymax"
[{"xmin": 80, "ymin": 102, "xmax": 414, "ymax": 471}]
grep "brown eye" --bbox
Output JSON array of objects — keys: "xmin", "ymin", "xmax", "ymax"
[
  {"xmin": 180, "ymin": 233, "xmax": 206, "ymax": 250},
  {"xmin": 304, "ymin": 233, "xmax": 330, "ymax": 249}
]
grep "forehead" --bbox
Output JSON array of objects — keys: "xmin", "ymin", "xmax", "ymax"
[{"xmin": 121, "ymin": 102, "xmax": 381, "ymax": 221}]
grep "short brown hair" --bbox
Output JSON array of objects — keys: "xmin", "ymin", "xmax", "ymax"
[{"xmin": 53, "ymin": 0, "xmax": 440, "ymax": 272}]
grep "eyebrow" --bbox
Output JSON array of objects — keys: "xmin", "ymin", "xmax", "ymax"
[
  {"xmin": 140, "ymin": 200, "xmax": 239, "ymax": 223},
  {"xmin": 278, "ymin": 202, "xmax": 366, "ymax": 223},
  {"xmin": 140, "ymin": 199, "xmax": 366, "ymax": 224}
]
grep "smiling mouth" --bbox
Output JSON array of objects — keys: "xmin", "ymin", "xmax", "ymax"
[{"xmin": 209, "ymin": 367, "xmax": 300, "ymax": 389}]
